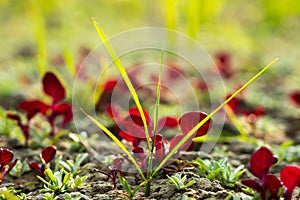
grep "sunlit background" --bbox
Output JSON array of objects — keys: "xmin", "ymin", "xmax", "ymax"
[{"xmin": 0, "ymin": 0, "xmax": 299, "ymax": 118}]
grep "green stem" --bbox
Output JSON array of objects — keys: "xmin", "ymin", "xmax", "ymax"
[
  {"xmin": 92, "ymin": 18, "xmax": 152, "ymax": 155},
  {"xmin": 145, "ymin": 51, "xmax": 164, "ymax": 197}
]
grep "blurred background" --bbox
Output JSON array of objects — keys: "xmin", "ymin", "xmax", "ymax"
[{"xmin": 0, "ymin": 0, "xmax": 299, "ymax": 119}]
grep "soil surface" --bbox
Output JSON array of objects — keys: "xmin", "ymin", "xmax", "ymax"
[{"xmin": 2, "ymin": 134, "xmax": 299, "ymax": 200}]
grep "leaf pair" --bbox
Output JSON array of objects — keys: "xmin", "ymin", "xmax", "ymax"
[
  {"xmin": 7, "ymin": 72, "xmax": 73, "ymax": 146},
  {"xmin": 28, "ymin": 146, "xmax": 57, "ymax": 177},
  {"xmin": 242, "ymin": 146, "xmax": 300, "ymax": 200}
]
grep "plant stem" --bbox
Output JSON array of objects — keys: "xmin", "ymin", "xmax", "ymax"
[{"xmin": 145, "ymin": 51, "xmax": 164, "ymax": 197}]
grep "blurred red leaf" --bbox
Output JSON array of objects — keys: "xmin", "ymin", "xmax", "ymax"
[
  {"xmin": 51, "ymin": 103, "xmax": 73, "ymax": 125},
  {"xmin": 128, "ymin": 107, "xmax": 151, "ymax": 126},
  {"xmin": 19, "ymin": 100, "xmax": 49, "ymax": 119},
  {"xmin": 179, "ymin": 111, "xmax": 212, "ymax": 137},
  {"xmin": 28, "ymin": 162, "xmax": 44, "ymax": 176},
  {"xmin": 215, "ymin": 52, "xmax": 233, "ymax": 79},
  {"xmin": 157, "ymin": 116, "xmax": 178, "ymax": 130},
  {"xmin": 289, "ymin": 91, "xmax": 300, "ymax": 106},
  {"xmin": 103, "ymin": 79, "xmax": 118, "ymax": 93},
  {"xmin": 43, "ymin": 72, "xmax": 65, "ymax": 103}
]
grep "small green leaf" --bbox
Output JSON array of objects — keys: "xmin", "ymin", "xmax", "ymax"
[
  {"xmin": 63, "ymin": 171, "xmax": 71, "ymax": 185},
  {"xmin": 119, "ymin": 176, "xmax": 133, "ymax": 197},
  {"xmin": 182, "ymin": 180, "xmax": 195, "ymax": 190}
]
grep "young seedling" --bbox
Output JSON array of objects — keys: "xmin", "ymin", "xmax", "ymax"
[
  {"xmin": 8, "ymin": 72, "xmax": 73, "ymax": 145},
  {"xmin": 37, "ymin": 168, "xmax": 86, "ymax": 193},
  {"xmin": 0, "ymin": 148, "xmax": 18, "ymax": 185},
  {"xmin": 58, "ymin": 153, "xmax": 88, "ymax": 176},
  {"xmin": 118, "ymin": 107, "xmax": 211, "ymax": 169},
  {"xmin": 193, "ymin": 158, "xmax": 244, "ymax": 188},
  {"xmin": 241, "ymin": 146, "xmax": 283, "ymax": 200},
  {"xmin": 28, "ymin": 145, "xmax": 57, "ymax": 177},
  {"xmin": 95, "ymin": 158, "xmax": 124, "ymax": 190},
  {"xmin": 167, "ymin": 173, "xmax": 195, "ymax": 190},
  {"xmin": 119, "ymin": 176, "xmax": 150, "ymax": 200},
  {"xmin": 24, "ymin": 72, "xmax": 73, "ymax": 136}
]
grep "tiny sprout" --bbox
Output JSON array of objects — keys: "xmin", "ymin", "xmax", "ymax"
[{"xmin": 167, "ymin": 173, "xmax": 195, "ymax": 190}]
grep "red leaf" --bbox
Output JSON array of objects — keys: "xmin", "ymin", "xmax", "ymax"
[
  {"xmin": 226, "ymin": 94, "xmax": 239, "ymax": 111},
  {"xmin": 0, "ymin": 148, "xmax": 14, "ymax": 165},
  {"xmin": 169, "ymin": 134, "xmax": 193, "ymax": 152},
  {"xmin": 250, "ymin": 146, "xmax": 278, "ymax": 179},
  {"xmin": 128, "ymin": 107, "xmax": 151, "ymax": 126},
  {"xmin": 41, "ymin": 146, "xmax": 57, "ymax": 164},
  {"xmin": 215, "ymin": 52, "xmax": 233, "ymax": 79},
  {"xmin": 179, "ymin": 112, "xmax": 212, "ymax": 137},
  {"xmin": 253, "ymin": 107, "xmax": 265, "ymax": 117},
  {"xmin": 28, "ymin": 162, "xmax": 43, "ymax": 176},
  {"xmin": 103, "ymin": 79, "xmax": 118, "ymax": 93},
  {"xmin": 265, "ymin": 174, "xmax": 282, "ymax": 198},
  {"xmin": 119, "ymin": 131, "xmax": 136, "ymax": 142},
  {"xmin": 157, "ymin": 116, "xmax": 178, "ymax": 130},
  {"xmin": 133, "ymin": 147, "xmax": 144, "ymax": 154},
  {"xmin": 19, "ymin": 100, "xmax": 49, "ymax": 119},
  {"xmin": 289, "ymin": 91, "xmax": 300, "ymax": 106},
  {"xmin": 280, "ymin": 166, "xmax": 300, "ymax": 192},
  {"xmin": 120, "ymin": 108, "xmax": 153, "ymax": 140},
  {"xmin": 241, "ymin": 179, "xmax": 261, "ymax": 192},
  {"xmin": 51, "ymin": 103, "xmax": 73, "ymax": 125},
  {"xmin": 43, "ymin": 72, "xmax": 65, "ymax": 103}
]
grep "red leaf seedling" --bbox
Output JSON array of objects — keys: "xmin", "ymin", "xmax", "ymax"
[
  {"xmin": 95, "ymin": 158, "xmax": 124, "ymax": 190},
  {"xmin": 119, "ymin": 107, "xmax": 212, "ymax": 169},
  {"xmin": 0, "ymin": 148, "xmax": 18, "ymax": 185},
  {"xmin": 242, "ymin": 146, "xmax": 283, "ymax": 200},
  {"xmin": 28, "ymin": 145, "xmax": 57, "ymax": 177},
  {"xmin": 7, "ymin": 72, "xmax": 73, "ymax": 145}
]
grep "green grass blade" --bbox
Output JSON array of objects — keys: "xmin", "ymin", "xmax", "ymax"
[
  {"xmin": 153, "ymin": 51, "xmax": 164, "ymax": 135},
  {"xmin": 132, "ymin": 179, "xmax": 151, "ymax": 196},
  {"xmin": 63, "ymin": 49, "xmax": 76, "ymax": 77},
  {"xmin": 81, "ymin": 109, "xmax": 146, "ymax": 180},
  {"xmin": 92, "ymin": 18, "xmax": 151, "ymax": 152},
  {"xmin": 224, "ymin": 105, "xmax": 248, "ymax": 140},
  {"xmin": 152, "ymin": 58, "xmax": 279, "ymax": 177},
  {"xmin": 147, "ymin": 51, "xmax": 164, "ymax": 179},
  {"xmin": 28, "ymin": 0, "xmax": 47, "ymax": 77}
]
